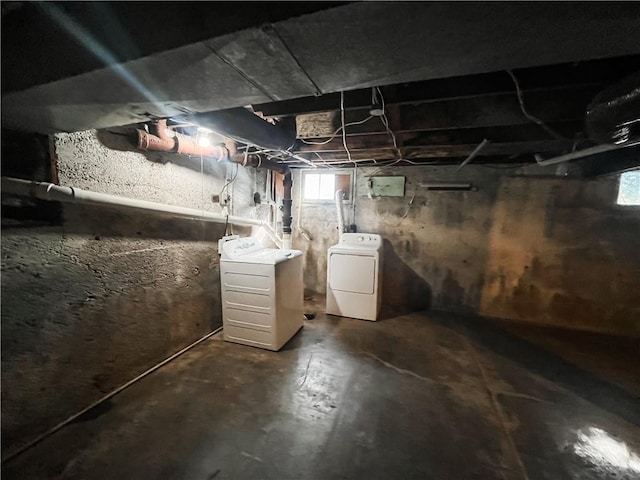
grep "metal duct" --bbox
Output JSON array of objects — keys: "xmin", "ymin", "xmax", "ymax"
[{"xmin": 586, "ymin": 71, "xmax": 640, "ymax": 145}]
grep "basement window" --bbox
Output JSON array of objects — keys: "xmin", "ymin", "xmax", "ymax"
[
  {"xmin": 616, "ymin": 170, "xmax": 640, "ymax": 206},
  {"xmin": 302, "ymin": 170, "xmax": 353, "ymax": 203}
]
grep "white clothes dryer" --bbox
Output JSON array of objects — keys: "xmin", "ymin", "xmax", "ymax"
[{"xmin": 326, "ymin": 233, "xmax": 383, "ymax": 321}]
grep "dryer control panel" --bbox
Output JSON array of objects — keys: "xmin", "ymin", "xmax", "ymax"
[{"xmin": 339, "ymin": 233, "xmax": 382, "ymax": 248}]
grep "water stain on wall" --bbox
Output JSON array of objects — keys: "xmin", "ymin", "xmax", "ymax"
[{"xmin": 298, "ymin": 166, "xmax": 639, "ymax": 337}]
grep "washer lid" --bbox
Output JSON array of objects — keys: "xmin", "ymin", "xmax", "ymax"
[
  {"xmin": 248, "ymin": 249, "xmax": 303, "ymax": 265},
  {"xmin": 221, "ymin": 236, "xmax": 266, "ymax": 260},
  {"xmin": 221, "ymin": 237, "xmax": 302, "ymax": 264}
]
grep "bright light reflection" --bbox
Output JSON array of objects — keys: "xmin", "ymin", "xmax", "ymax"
[
  {"xmin": 40, "ymin": 3, "xmax": 164, "ymax": 110},
  {"xmin": 573, "ymin": 427, "xmax": 640, "ymax": 472},
  {"xmin": 304, "ymin": 174, "xmax": 336, "ymax": 200},
  {"xmin": 318, "ymin": 174, "xmax": 335, "ymax": 199},
  {"xmin": 198, "ymin": 136, "xmax": 211, "ymax": 148}
]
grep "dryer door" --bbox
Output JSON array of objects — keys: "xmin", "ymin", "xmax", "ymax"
[{"xmin": 329, "ymin": 253, "xmax": 376, "ymax": 294}]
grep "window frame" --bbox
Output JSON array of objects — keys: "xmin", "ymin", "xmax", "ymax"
[{"xmin": 300, "ymin": 169, "xmax": 355, "ymax": 205}]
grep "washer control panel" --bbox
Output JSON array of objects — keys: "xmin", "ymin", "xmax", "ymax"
[{"xmin": 339, "ymin": 233, "xmax": 382, "ymax": 248}]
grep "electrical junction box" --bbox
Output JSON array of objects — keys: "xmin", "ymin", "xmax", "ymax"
[{"xmin": 368, "ymin": 176, "xmax": 406, "ymax": 197}]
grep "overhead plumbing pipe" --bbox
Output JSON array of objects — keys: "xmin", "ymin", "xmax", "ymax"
[
  {"xmin": 1, "ymin": 177, "xmax": 264, "ymax": 227},
  {"xmin": 136, "ymin": 108, "xmax": 298, "ymax": 248},
  {"xmin": 135, "ymin": 131, "xmax": 294, "ymax": 248},
  {"xmin": 281, "ymin": 171, "xmax": 293, "ymax": 249},
  {"xmin": 335, "ymin": 189, "xmax": 345, "ymax": 239},
  {"xmin": 136, "ymin": 119, "xmax": 228, "ymax": 158},
  {"xmin": 224, "ymin": 141, "xmax": 294, "ymax": 250},
  {"xmin": 534, "ymin": 142, "xmax": 640, "ymax": 166},
  {"xmin": 185, "ymin": 107, "xmax": 297, "ymax": 152},
  {"xmin": 222, "ymin": 142, "xmax": 294, "ymax": 249}
]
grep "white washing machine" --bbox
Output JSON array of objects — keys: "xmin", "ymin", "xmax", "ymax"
[
  {"xmin": 326, "ymin": 233, "xmax": 383, "ymax": 321},
  {"xmin": 220, "ymin": 237, "xmax": 303, "ymax": 351}
]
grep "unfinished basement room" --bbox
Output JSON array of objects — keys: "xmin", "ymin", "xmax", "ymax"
[{"xmin": 2, "ymin": 2, "xmax": 640, "ymax": 479}]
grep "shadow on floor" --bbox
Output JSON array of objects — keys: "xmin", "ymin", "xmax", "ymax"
[{"xmin": 430, "ymin": 311, "xmax": 640, "ymax": 426}]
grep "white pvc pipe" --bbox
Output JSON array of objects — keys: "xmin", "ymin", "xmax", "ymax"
[
  {"xmin": 457, "ymin": 138, "xmax": 490, "ymax": 171},
  {"xmin": 263, "ymin": 223, "xmax": 283, "ymax": 248},
  {"xmin": 335, "ymin": 189, "xmax": 345, "ymax": 238},
  {"xmin": 2, "ymin": 177, "xmax": 264, "ymax": 227},
  {"xmin": 281, "ymin": 232, "xmax": 293, "ymax": 250},
  {"xmin": 535, "ymin": 142, "xmax": 639, "ymax": 166}
]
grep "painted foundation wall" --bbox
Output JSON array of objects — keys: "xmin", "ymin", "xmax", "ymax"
[
  {"xmin": 293, "ymin": 166, "xmax": 640, "ymax": 337},
  {"xmin": 1, "ymin": 130, "xmax": 267, "ymax": 457}
]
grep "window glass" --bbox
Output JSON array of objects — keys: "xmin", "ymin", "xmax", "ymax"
[
  {"xmin": 617, "ymin": 170, "xmax": 640, "ymax": 206},
  {"xmin": 302, "ymin": 172, "xmax": 352, "ymax": 202}
]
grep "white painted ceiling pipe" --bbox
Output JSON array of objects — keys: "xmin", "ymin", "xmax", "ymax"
[
  {"xmin": 535, "ymin": 141, "xmax": 640, "ymax": 166},
  {"xmin": 1, "ymin": 177, "xmax": 264, "ymax": 227}
]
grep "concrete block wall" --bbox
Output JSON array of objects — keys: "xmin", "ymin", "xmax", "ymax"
[
  {"xmin": 1, "ymin": 130, "xmax": 267, "ymax": 457},
  {"xmin": 292, "ymin": 166, "xmax": 640, "ymax": 336}
]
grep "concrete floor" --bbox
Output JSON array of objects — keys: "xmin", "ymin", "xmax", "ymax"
[{"xmin": 3, "ymin": 299, "xmax": 640, "ymax": 480}]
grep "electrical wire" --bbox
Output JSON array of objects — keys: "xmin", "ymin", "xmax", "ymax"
[
  {"xmin": 313, "ymin": 152, "xmax": 334, "ymax": 168},
  {"xmin": 376, "ymin": 86, "xmax": 402, "ymax": 159},
  {"xmin": 220, "ymin": 162, "xmax": 239, "ymax": 199},
  {"xmin": 506, "ymin": 70, "xmax": 565, "ymax": 140},
  {"xmin": 340, "ymin": 91, "xmax": 356, "ymax": 167},
  {"xmin": 219, "ymin": 162, "xmax": 239, "ymax": 235},
  {"xmin": 373, "ymin": 185, "xmax": 418, "ymax": 228},
  {"xmin": 300, "ymin": 115, "xmax": 374, "ymax": 145}
]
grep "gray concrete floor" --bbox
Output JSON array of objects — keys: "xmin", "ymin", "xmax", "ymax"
[{"xmin": 3, "ymin": 298, "xmax": 640, "ymax": 479}]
